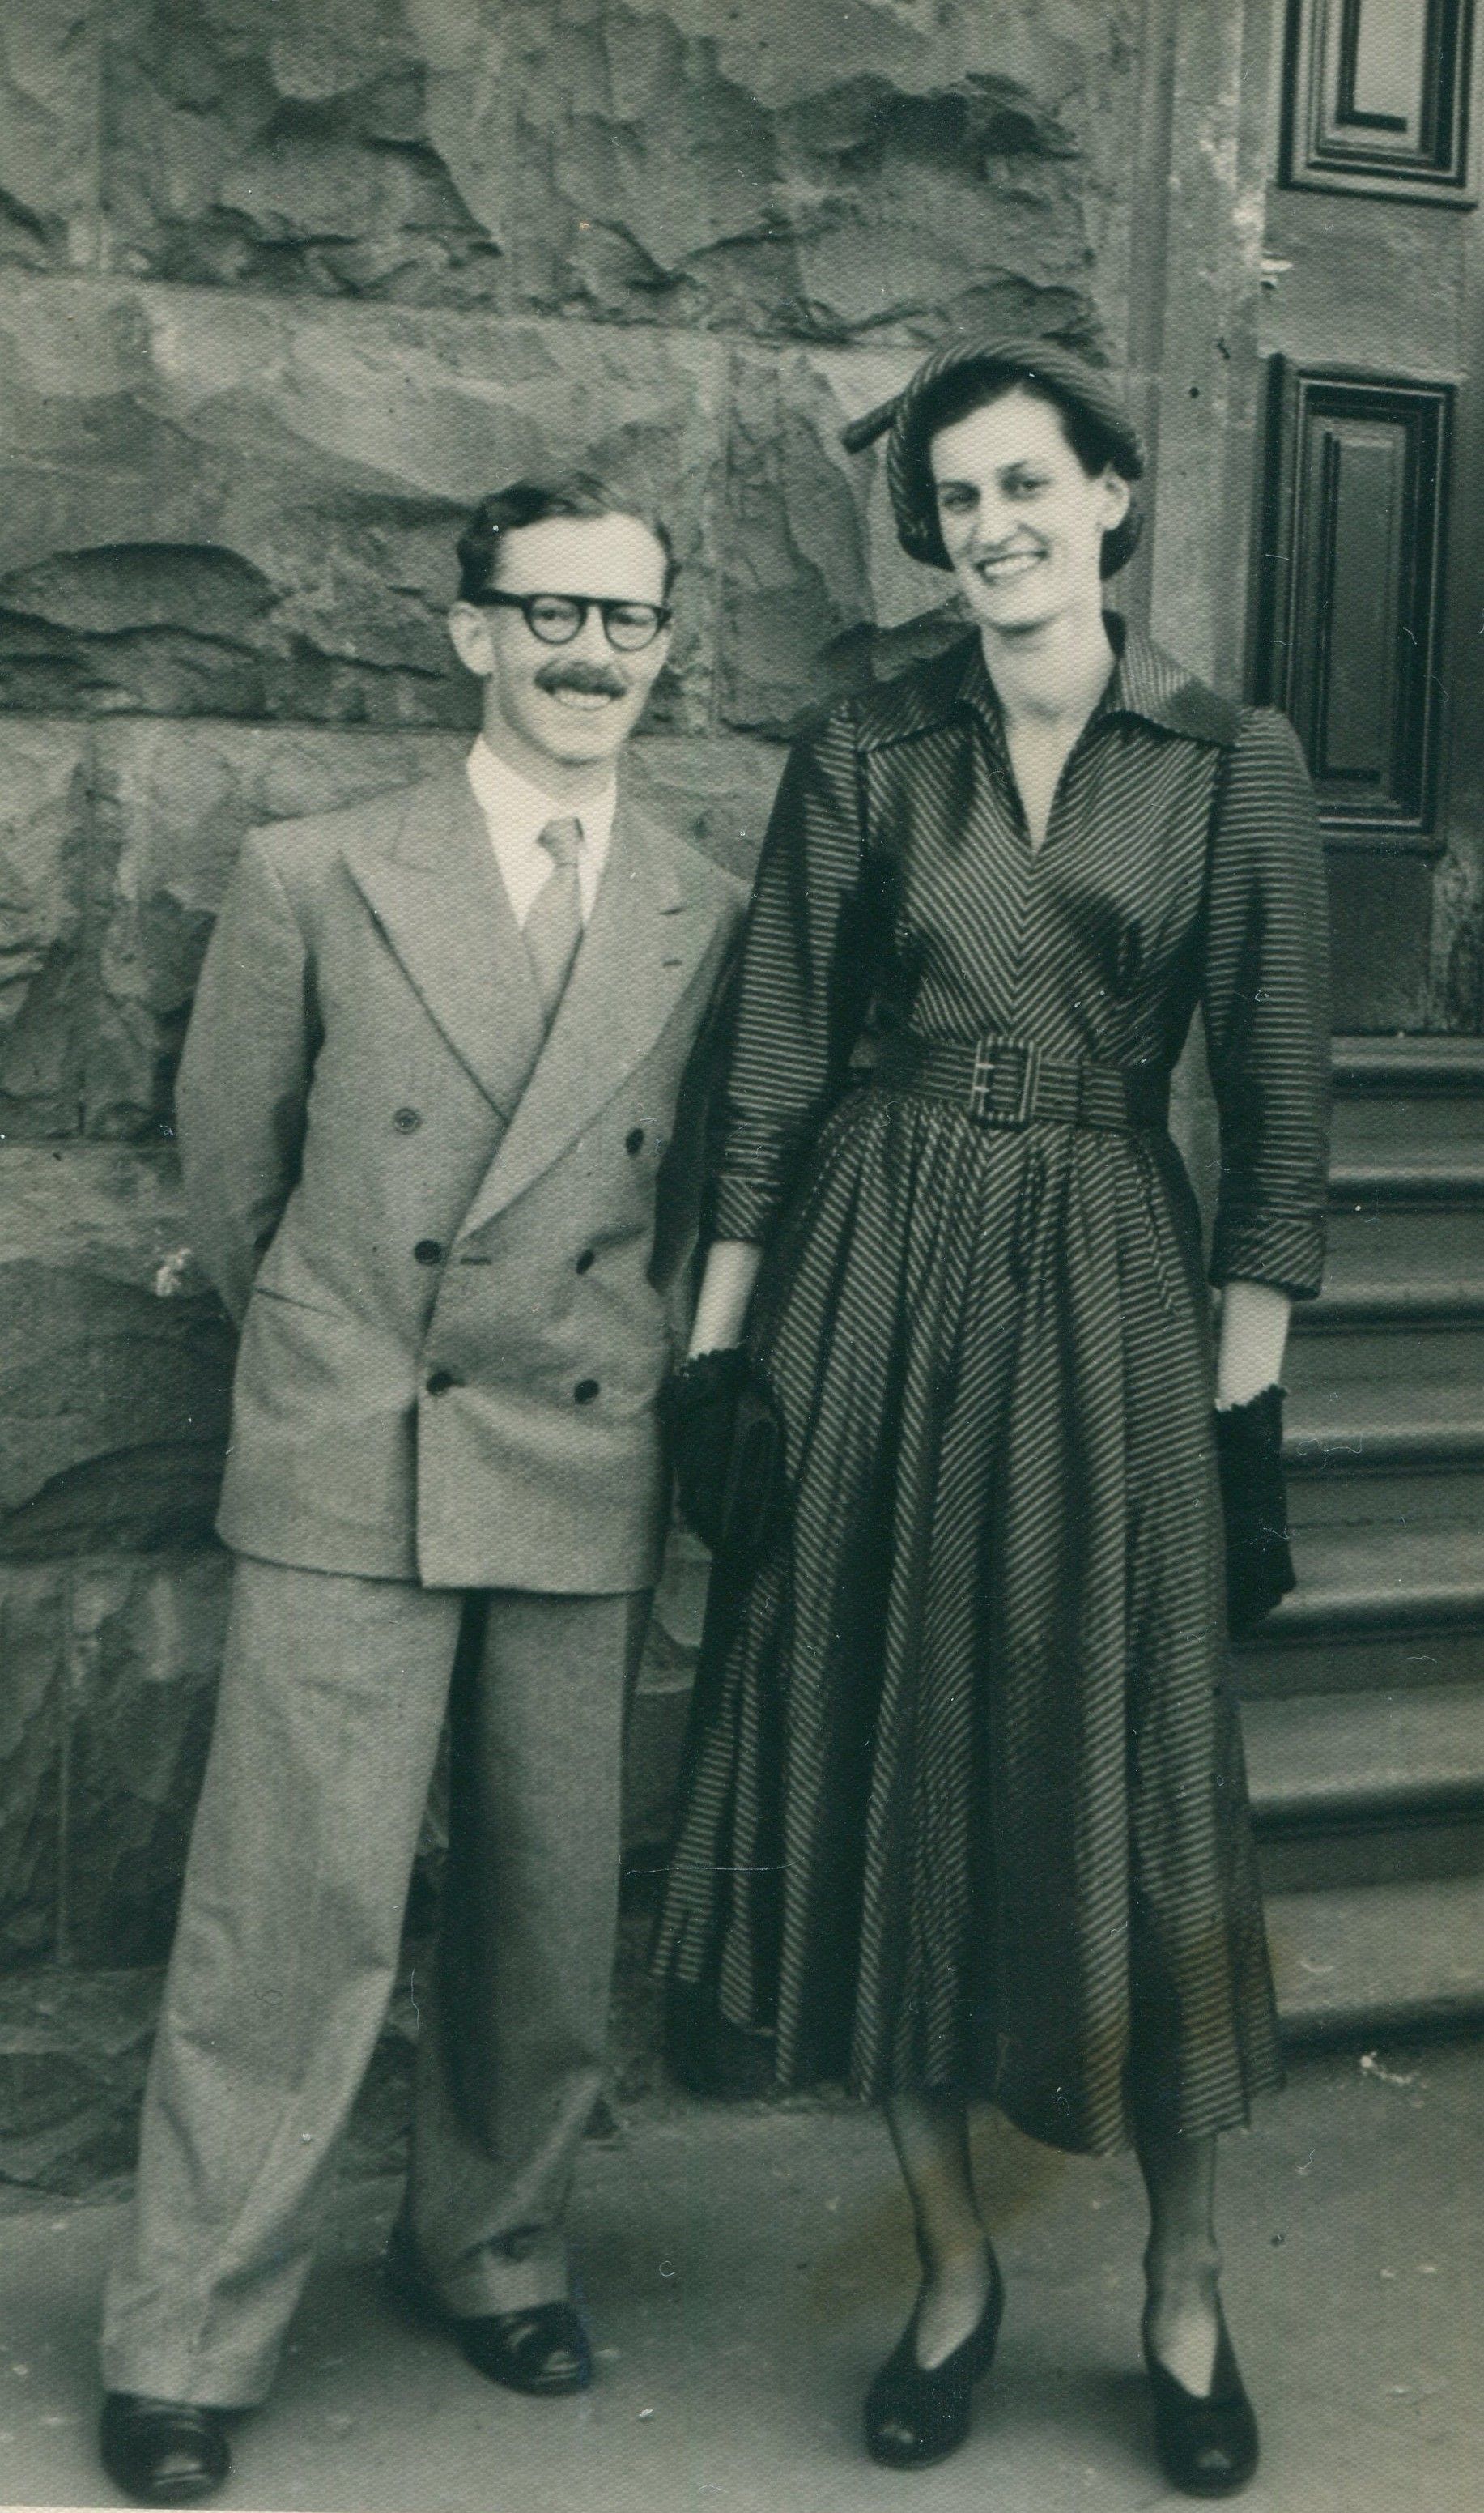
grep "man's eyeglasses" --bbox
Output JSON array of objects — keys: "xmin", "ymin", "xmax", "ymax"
[{"xmin": 479, "ymin": 592, "xmax": 673, "ymax": 653}]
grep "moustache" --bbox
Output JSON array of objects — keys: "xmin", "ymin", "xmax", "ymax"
[{"xmin": 535, "ymin": 662, "xmax": 630, "ymax": 698}]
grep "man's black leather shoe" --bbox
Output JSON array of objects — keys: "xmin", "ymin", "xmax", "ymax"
[
  {"xmin": 452, "ymin": 2301, "xmax": 591, "ymax": 2396},
  {"xmin": 385, "ymin": 2225, "xmax": 591, "ymax": 2396},
  {"xmin": 99, "ymin": 2392, "xmax": 231, "ymax": 2506}
]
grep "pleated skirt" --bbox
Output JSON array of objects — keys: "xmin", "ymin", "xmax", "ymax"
[{"xmin": 654, "ymin": 1084, "xmax": 1285, "ymax": 2154}]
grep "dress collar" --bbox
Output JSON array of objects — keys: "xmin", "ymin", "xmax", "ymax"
[{"xmin": 854, "ymin": 615, "xmax": 1241, "ymax": 752}]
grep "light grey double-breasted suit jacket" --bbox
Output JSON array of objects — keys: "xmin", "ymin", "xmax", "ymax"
[{"xmin": 176, "ymin": 768, "xmax": 746, "ymax": 1590}]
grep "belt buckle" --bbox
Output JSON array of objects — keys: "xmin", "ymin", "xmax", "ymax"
[{"xmin": 968, "ymin": 1036, "xmax": 1040, "ymax": 1128}]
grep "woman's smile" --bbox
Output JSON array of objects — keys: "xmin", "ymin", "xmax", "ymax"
[{"xmin": 971, "ymin": 543, "xmax": 1047, "ymax": 586}]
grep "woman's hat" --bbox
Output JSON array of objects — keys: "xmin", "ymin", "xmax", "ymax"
[{"xmin": 842, "ymin": 335, "xmax": 1146, "ymax": 571}]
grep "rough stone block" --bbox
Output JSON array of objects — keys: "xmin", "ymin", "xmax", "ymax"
[
  {"xmin": 86, "ymin": 720, "xmax": 459, "ymax": 1139},
  {"xmin": 79, "ymin": 720, "xmax": 776, "ymax": 1139},
  {"xmin": 0, "ymin": 1570, "xmax": 66, "ymax": 1965},
  {"xmin": 0, "ymin": 722, "xmax": 90, "ymax": 1138},
  {"xmin": 0, "ymin": 3, "xmax": 100, "ymax": 274},
  {"xmin": 0, "ymin": 275, "xmax": 722, "ymax": 729},
  {"xmin": 720, "ymin": 345, "xmax": 974, "ymax": 731},
  {"xmin": 100, "ymin": 0, "xmax": 1135, "ymax": 345},
  {"xmin": 0, "ymin": 1966, "xmax": 159, "ymax": 2194},
  {"xmin": 64, "ymin": 1553, "xmax": 232, "ymax": 1966},
  {"xmin": 627, "ymin": 735, "xmax": 781, "ymax": 885},
  {"xmin": 0, "ymin": 1147, "xmax": 233, "ymax": 1558}
]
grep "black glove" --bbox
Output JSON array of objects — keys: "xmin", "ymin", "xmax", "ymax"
[
  {"xmin": 1214, "ymin": 1384, "xmax": 1295, "ymax": 1638},
  {"xmin": 659, "ymin": 1348, "xmax": 785, "ymax": 1564}
]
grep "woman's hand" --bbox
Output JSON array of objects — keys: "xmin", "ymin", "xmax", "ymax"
[
  {"xmin": 1215, "ymin": 1279, "xmax": 1291, "ymax": 1408},
  {"xmin": 687, "ymin": 1240, "xmax": 764, "ymax": 1359}
]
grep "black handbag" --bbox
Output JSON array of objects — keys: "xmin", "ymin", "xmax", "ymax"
[
  {"xmin": 1215, "ymin": 1384, "xmax": 1296, "ymax": 1636},
  {"xmin": 660, "ymin": 1347, "xmax": 786, "ymax": 1565}
]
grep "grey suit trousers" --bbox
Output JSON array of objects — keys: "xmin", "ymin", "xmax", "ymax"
[{"xmin": 100, "ymin": 1557, "xmax": 648, "ymax": 2407}]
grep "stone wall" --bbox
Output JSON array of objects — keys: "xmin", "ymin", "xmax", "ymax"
[{"xmin": 0, "ymin": 0, "xmax": 1169, "ymax": 2185}]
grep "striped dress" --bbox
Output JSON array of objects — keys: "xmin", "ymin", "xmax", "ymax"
[{"xmin": 654, "ymin": 621, "xmax": 1331, "ymax": 2155}]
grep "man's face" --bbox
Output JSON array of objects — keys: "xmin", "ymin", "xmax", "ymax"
[{"xmin": 449, "ymin": 512, "xmax": 674, "ymax": 782}]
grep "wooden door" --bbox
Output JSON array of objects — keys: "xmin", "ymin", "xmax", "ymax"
[{"xmin": 1253, "ymin": 0, "xmax": 1484, "ymax": 1032}]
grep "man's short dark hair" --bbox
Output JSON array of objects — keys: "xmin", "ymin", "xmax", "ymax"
[{"xmin": 456, "ymin": 477, "xmax": 679, "ymax": 603}]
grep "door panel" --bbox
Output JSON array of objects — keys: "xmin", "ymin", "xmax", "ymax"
[
  {"xmin": 1255, "ymin": 368, "xmax": 1451, "ymax": 838},
  {"xmin": 1259, "ymin": 0, "xmax": 1484, "ymax": 1029},
  {"xmin": 1284, "ymin": 0, "xmax": 1478, "ymax": 199}
]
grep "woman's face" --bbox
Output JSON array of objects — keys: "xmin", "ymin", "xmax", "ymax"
[{"xmin": 928, "ymin": 386, "xmax": 1130, "ymax": 636}]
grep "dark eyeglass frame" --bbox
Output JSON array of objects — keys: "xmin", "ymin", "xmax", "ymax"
[{"xmin": 478, "ymin": 590, "xmax": 674, "ymax": 652}]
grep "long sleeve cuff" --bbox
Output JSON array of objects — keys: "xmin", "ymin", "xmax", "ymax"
[{"xmin": 1210, "ymin": 1207, "xmax": 1327, "ymax": 1301}]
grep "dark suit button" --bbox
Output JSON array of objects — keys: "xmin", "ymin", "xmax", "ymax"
[
  {"xmin": 414, "ymin": 1239, "xmax": 444, "ymax": 1266},
  {"xmin": 573, "ymin": 1378, "xmax": 600, "ymax": 1404},
  {"xmin": 393, "ymin": 1106, "xmax": 422, "ymax": 1133},
  {"xmin": 625, "ymin": 1127, "xmax": 644, "ymax": 1156},
  {"xmin": 426, "ymin": 1369, "xmax": 460, "ymax": 1395},
  {"xmin": 575, "ymin": 1249, "xmax": 596, "ymax": 1274}
]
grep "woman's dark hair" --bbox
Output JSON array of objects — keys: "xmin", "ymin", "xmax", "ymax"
[
  {"xmin": 456, "ymin": 476, "xmax": 679, "ymax": 602},
  {"xmin": 914, "ymin": 360, "xmax": 1144, "ymax": 579}
]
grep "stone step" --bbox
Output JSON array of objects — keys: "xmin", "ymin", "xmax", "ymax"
[
  {"xmin": 1287, "ymin": 1469, "xmax": 1480, "ymax": 1537},
  {"xmin": 1238, "ymin": 1620, "xmax": 1484, "ymax": 1698},
  {"xmin": 1286, "ymin": 1378, "xmax": 1484, "ymax": 1469},
  {"xmin": 1301, "ymin": 1217, "xmax": 1484, "ymax": 1327},
  {"xmin": 1258, "ymin": 1520, "xmax": 1484, "ymax": 1638},
  {"xmin": 1284, "ymin": 1324, "xmax": 1484, "ymax": 1398},
  {"xmin": 1327, "ymin": 1038, "xmax": 1484, "ymax": 1164},
  {"xmin": 1331, "ymin": 1091, "xmax": 1484, "ymax": 1161},
  {"xmin": 1268, "ymin": 1873, "xmax": 1484, "ymax": 2042},
  {"xmin": 1245, "ymin": 1685, "xmax": 1484, "ymax": 1829},
  {"xmin": 1248, "ymin": 1687, "xmax": 1484, "ymax": 1893},
  {"xmin": 1331, "ymin": 1034, "xmax": 1484, "ymax": 1093},
  {"xmin": 1329, "ymin": 1149, "xmax": 1484, "ymax": 1203}
]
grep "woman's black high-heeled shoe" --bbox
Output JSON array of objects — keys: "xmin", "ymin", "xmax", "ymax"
[
  {"xmin": 864, "ymin": 2251, "xmax": 1005, "ymax": 2469},
  {"xmin": 1142, "ymin": 2303, "xmax": 1259, "ymax": 2497}
]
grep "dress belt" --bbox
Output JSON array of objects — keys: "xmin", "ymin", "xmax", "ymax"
[{"xmin": 863, "ymin": 1032, "xmax": 1169, "ymax": 1134}]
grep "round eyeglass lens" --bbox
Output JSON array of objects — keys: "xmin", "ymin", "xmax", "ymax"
[
  {"xmin": 525, "ymin": 596, "xmax": 584, "ymax": 644},
  {"xmin": 606, "ymin": 603, "xmax": 665, "ymax": 651}
]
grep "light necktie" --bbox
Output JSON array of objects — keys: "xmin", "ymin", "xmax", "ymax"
[{"xmin": 524, "ymin": 816, "xmax": 585, "ymax": 1024}]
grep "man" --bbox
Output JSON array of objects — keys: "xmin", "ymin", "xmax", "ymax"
[{"xmin": 99, "ymin": 479, "xmax": 744, "ymax": 2505}]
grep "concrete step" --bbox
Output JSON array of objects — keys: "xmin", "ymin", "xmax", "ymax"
[
  {"xmin": 1312, "ymin": 1206, "xmax": 1484, "ymax": 1323},
  {"xmin": 1331, "ymin": 1033, "xmax": 1484, "ymax": 1093},
  {"xmin": 1238, "ymin": 1619, "xmax": 1484, "ymax": 1697},
  {"xmin": 1283, "ymin": 1374, "xmax": 1484, "ymax": 1535},
  {"xmin": 1332, "ymin": 1090, "xmax": 1484, "ymax": 1161},
  {"xmin": 1246, "ymin": 1685, "xmax": 1484, "ymax": 1827},
  {"xmin": 1246, "ymin": 1685, "xmax": 1484, "ymax": 1889},
  {"xmin": 1265, "ymin": 1520, "xmax": 1484, "ymax": 1637},
  {"xmin": 1287, "ymin": 1469, "xmax": 1480, "ymax": 1536},
  {"xmin": 1268, "ymin": 1872, "xmax": 1484, "ymax": 2041},
  {"xmin": 1284, "ymin": 1324, "xmax": 1484, "ymax": 1400},
  {"xmin": 1286, "ymin": 1378, "xmax": 1484, "ymax": 1469},
  {"xmin": 1329, "ymin": 1149, "xmax": 1484, "ymax": 1203}
]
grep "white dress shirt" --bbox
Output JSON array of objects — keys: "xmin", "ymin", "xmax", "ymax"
[{"xmin": 466, "ymin": 739, "xmax": 615, "ymax": 929}]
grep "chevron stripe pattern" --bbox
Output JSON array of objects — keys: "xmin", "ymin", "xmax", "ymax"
[{"xmin": 656, "ymin": 624, "xmax": 1330, "ymax": 2155}]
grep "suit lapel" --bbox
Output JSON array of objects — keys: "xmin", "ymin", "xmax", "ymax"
[
  {"xmin": 341, "ymin": 773, "xmax": 546, "ymax": 1118},
  {"xmin": 461, "ymin": 798, "xmax": 712, "ymax": 1234}
]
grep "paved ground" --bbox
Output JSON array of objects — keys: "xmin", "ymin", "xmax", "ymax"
[{"xmin": 1, "ymin": 2038, "xmax": 1479, "ymax": 2513}]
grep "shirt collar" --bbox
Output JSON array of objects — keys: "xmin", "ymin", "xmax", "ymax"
[
  {"xmin": 466, "ymin": 736, "xmax": 619, "ymax": 858},
  {"xmin": 854, "ymin": 616, "xmax": 1241, "ymax": 752}
]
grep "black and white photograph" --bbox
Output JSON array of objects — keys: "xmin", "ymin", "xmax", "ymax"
[{"xmin": 0, "ymin": 3, "xmax": 1480, "ymax": 2509}]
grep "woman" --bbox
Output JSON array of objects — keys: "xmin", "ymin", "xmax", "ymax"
[{"xmin": 657, "ymin": 337, "xmax": 1329, "ymax": 2493}]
